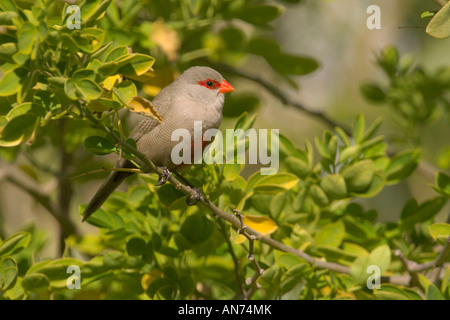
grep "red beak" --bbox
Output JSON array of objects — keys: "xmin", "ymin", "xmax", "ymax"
[{"xmin": 218, "ymin": 80, "xmax": 235, "ymax": 93}]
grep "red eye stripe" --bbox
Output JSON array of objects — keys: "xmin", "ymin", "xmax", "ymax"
[{"xmin": 198, "ymin": 79, "xmax": 221, "ymax": 90}]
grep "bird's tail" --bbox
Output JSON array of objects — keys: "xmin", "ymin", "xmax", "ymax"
[{"xmin": 82, "ymin": 159, "xmax": 134, "ymax": 222}]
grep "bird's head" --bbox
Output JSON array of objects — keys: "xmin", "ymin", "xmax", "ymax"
[{"xmin": 177, "ymin": 66, "xmax": 234, "ymax": 107}]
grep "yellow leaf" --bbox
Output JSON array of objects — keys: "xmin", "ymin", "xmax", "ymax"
[
  {"xmin": 151, "ymin": 19, "xmax": 180, "ymax": 61},
  {"xmin": 234, "ymin": 215, "xmax": 278, "ymax": 244},
  {"xmin": 141, "ymin": 269, "xmax": 163, "ymax": 290},
  {"xmin": 143, "ymin": 84, "xmax": 162, "ymax": 97},
  {"xmin": 126, "ymin": 96, "xmax": 162, "ymax": 122},
  {"xmin": 125, "ymin": 70, "xmax": 155, "ymax": 82},
  {"xmin": 102, "ymin": 75, "xmax": 122, "ymax": 91}
]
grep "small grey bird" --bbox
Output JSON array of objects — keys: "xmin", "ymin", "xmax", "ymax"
[{"xmin": 82, "ymin": 66, "xmax": 234, "ymax": 221}]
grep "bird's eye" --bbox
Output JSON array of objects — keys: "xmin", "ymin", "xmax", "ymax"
[{"xmin": 198, "ymin": 79, "xmax": 220, "ymax": 90}]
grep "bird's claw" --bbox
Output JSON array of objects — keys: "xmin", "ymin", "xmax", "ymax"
[
  {"xmin": 186, "ymin": 187, "xmax": 204, "ymax": 206},
  {"xmin": 156, "ymin": 167, "xmax": 172, "ymax": 186}
]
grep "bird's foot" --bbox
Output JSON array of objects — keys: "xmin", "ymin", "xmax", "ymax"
[
  {"xmin": 186, "ymin": 187, "xmax": 204, "ymax": 206},
  {"xmin": 156, "ymin": 167, "xmax": 172, "ymax": 186}
]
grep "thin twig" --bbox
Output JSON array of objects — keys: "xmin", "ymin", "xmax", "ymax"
[
  {"xmin": 393, "ymin": 236, "xmax": 450, "ymax": 286},
  {"xmin": 234, "ymin": 209, "xmax": 264, "ymax": 300},
  {"xmin": 395, "ymin": 237, "xmax": 450, "ymax": 273}
]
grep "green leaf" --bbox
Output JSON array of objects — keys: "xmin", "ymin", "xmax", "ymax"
[
  {"xmin": 238, "ymin": 4, "xmax": 284, "ymax": 25},
  {"xmin": 314, "ymin": 136, "xmax": 330, "ymax": 159},
  {"xmin": 342, "ymin": 159, "xmax": 375, "ymax": 193},
  {"xmin": 338, "ymin": 145, "xmax": 360, "ymax": 163},
  {"xmin": 270, "ymin": 192, "xmax": 286, "ymax": 219},
  {"xmin": 373, "ymin": 285, "xmax": 412, "ymax": 300},
  {"xmin": 84, "ymin": 136, "xmax": 116, "ymax": 155},
  {"xmin": 267, "ymin": 53, "xmax": 319, "ymax": 76},
  {"xmin": 248, "ymin": 37, "xmax": 318, "ymax": 76},
  {"xmin": 82, "ymin": 0, "xmax": 112, "ymax": 25},
  {"xmin": 350, "ymin": 255, "xmax": 373, "ymax": 284},
  {"xmin": 126, "ymin": 237, "xmax": 147, "ymax": 256},
  {"xmin": 146, "ymin": 277, "xmax": 175, "ymax": 299},
  {"xmin": 369, "ymin": 245, "xmax": 391, "ymax": 273},
  {"xmin": 426, "ymin": 1, "xmax": 450, "ymax": 39},
  {"xmin": 320, "ymin": 174, "xmax": 347, "ymax": 200},
  {"xmin": 98, "ymin": 61, "xmax": 120, "ymax": 76},
  {"xmin": 349, "ymin": 172, "xmax": 384, "ymax": 198},
  {"xmin": 156, "ymin": 184, "xmax": 185, "ymax": 207},
  {"xmin": 72, "ymin": 69, "xmax": 96, "ymax": 82},
  {"xmin": 82, "ymin": 207, "xmax": 124, "ymax": 229},
  {"xmin": 64, "ymin": 78, "xmax": 79, "ymax": 100},
  {"xmin": 74, "ymin": 78, "xmax": 103, "ymax": 101},
  {"xmin": 6, "ymin": 102, "xmax": 45, "ymax": 121},
  {"xmin": 285, "ymin": 156, "xmax": 310, "ymax": 178},
  {"xmin": 103, "ymin": 250, "xmax": 127, "ymax": 269},
  {"xmin": 360, "ymin": 83, "xmax": 386, "ymax": 104},
  {"xmin": 378, "ymin": 46, "xmax": 399, "ymax": 78},
  {"xmin": 17, "ymin": 22, "xmax": 37, "ymax": 55},
  {"xmin": 26, "ymin": 258, "xmax": 83, "ymax": 286},
  {"xmin": 222, "ymin": 164, "xmax": 244, "ymax": 181},
  {"xmin": 180, "ymin": 213, "xmax": 214, "ymax": 244},
  {"xmin": 432, "ymin": 172, "xmax": 450, "ymax": 197},
  {"xmin": 117, "ymin": 54, "xmax": 155, "ymax": 77},
  {"xmin": 0, "ymin": 114, "xmax": 37, "ymax": 147},
  {"xmin": 112, "ymin": 80, "xmax": 137, "ymax": 105},
  {"xmin": 314, "ymin": 221, "xmax": 345, "ymax": 247},
  {"xmin": 361, "ymin": 117, "xmax": 383, "ymax": 142},
  {"xmin": 428, "ymin": 223, "xmax": 450, "ymax": 246},
  {"xmin": 174, "ymin": 233, "xmax": 192, "ymax": 251},
  {"xmin": 309, "ymin": 185, "xmax": 329, "ymax": 207},
  {"xmin": 401, "ymin": 197, "xmax": 446, "ymax": 229},
  {"xmin": 0, "ymin": 42, "xmax": 17, "ymax": 63},
  {"xmin": 179, "ymin": 275, "xmax": 195, "ymax": 298},
  {"xmin": 71, "ymin": 28, "xmax": 105, "ymax": 53},
  {"xmin": 421, "ymin": 11, "xmax": 436, "ymax": 19},
  {"xmin": 0, "ymin": 257, "xmax": 17, "ymax": 290},
  {"xmin": 0, "ymin": 11, "xmax": 18, "ymax": 25},
  {"xmin": 351, "ymin": 245, "xmax": 390, "ymax": 285},
  {"xmin": 352, "ymin": 114, "xmax": 365, "ymax": 143},
  {"xmin": 385, "ymin": 149, "xmax": 421, "ymax": 184},
  {"xmin": 105, "ymin": 46, "xmax": 129, "ymax": 62},
  {"xmin": 22, "ymin": 273, "xmax": 49, "ymax": 291},
  {"xmin": 47, "ymin": 77, "xmax": 66, "ymax": 89},
  {"xmin": 0, "ymin": 67, "xmax": 26, "ymax": 97},
  {"xmin": 426, "ymin": 283, "xmax": 445, "ymax": 300},
  {"xmin": 253, "ymin": 173, "xmax": 299, "ymax": 194}
]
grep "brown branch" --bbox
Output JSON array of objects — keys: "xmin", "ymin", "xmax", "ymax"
[
  {"xmin": 234, "ymin": 209, "xmax": 264, "ymax": 300},
  {"xmin": 395, "ymin": 236, "xmax": 450, "ymax": 273}
]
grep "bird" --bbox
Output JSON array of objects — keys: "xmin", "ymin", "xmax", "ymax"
[{"xmin": 82, "ymin": 66, "xmax": 235, "ymax": 221}]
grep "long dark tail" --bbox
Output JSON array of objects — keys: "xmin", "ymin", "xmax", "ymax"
[{"xmin": 82, "ymin": 159, "xmax": 134, "ymax": 222}]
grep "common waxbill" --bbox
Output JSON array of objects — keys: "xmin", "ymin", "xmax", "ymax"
[{"xmin": 82, "ymin": 66, "xmax": 234, "ymax": 221}]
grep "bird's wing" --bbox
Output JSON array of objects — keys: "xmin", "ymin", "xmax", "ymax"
[{"xmin": 129, "ymin": 85, "xmax": 173, "ymax": 142}]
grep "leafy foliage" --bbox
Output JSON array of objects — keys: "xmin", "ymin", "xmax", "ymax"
[{"xmin": 0, "ymin": 0, "xmax": 449, "ymax": 301}]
